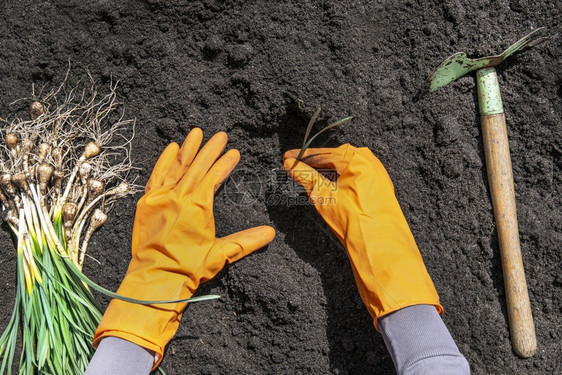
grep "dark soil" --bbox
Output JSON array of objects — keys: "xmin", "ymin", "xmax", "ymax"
[{"xmin": 1, "ymin": 1, "xmax": 561, "ymax": 374}]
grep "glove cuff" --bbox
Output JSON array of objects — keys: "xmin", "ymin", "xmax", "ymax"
[
  {"xmin": 93, "ymin": 270, "xmax": 195, "ymax": 370},
  {"xmin": 93, "ymin": 297, "xmax": 186, "ymax": 370}
]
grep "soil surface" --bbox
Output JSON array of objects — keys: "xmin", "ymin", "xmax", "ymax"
[{"xmin": 0, "ymin": 1, "xmax": 561, "ymax": 374}]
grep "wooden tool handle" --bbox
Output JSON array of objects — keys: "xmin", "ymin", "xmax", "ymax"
[{"xmin": 480, "ymin": 112, "xmax": 537, "ymax": 358}]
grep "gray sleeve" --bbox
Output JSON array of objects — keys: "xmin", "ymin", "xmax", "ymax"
[
  {"xmin": 84, "ymin": 336, "xmax": 154, "ymax": 375},
  {"xmin": 379, "ymin": 304, "xmax": 471, "ymax": 375}
]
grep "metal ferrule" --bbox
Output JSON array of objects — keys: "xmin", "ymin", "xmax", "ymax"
[{"xmin": 476, "ymin": 67, "xmax": 504, "ymax": 115}]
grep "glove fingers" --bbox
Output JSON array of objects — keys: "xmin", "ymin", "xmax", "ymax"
[
  {"xmin": 176, "ymin": 132, "xmax": 228, "ymax": 194},
  {"xmin": 283, "ymin": 145, "xmax": 355, "ymax": 173},
  {"xmin": 163, "ymin": 127, "xmax": 204, "ymax": 187},
  {"xmin": 145, "ymin": 142, "xmax": 179, "ymax": 193},
  {"xmin": 197, "ymin": 226, "xmax": 275, "ymax": 284},
  {"xmin": 199, "ymin": 148, "xmax": 240, "ymax": 194},
  {"xmin": 283, "ymin": 158, "xmax": 336, "ymax": 197},
  {"xmin": 219, "ymin": 225, "xmax": 276, "ymax": 263}
]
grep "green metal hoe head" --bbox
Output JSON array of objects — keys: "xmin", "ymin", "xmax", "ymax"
[{"xmin": 427, "ymin": 27, "xmax": 548, "ymax": 92}]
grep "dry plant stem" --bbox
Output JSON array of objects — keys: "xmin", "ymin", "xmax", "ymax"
[
  {"xmin": 62, "ymin": 202, "xmax": 78, "ymax": 257},
  {"xmin": 78, "ymin": 209, "xmax": 107, "ymax": 269},
  {"xmin": 295, "ymin": 107, "xmax": 322, "ymax": 162},
  {"xmin": 293, "ymin": 107, "xmax": 353, "ymax": 166},
  {"xmin": 77, "ymin": 184, "xmax": 88, "ymax": 213},
  {"xmin": 57, "ymin": 143, "xmax": 99, "ymax": 217},
  {"xmin": 71, "ymin": 182, "xmax": 129, "ymax": 261}
]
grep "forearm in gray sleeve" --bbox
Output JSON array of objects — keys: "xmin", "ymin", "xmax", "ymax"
[
  {"xmin": 379, "ymin": 304, "xmax": 470, "ymax": 375},
  {"xmin": 84, "ymin": 336, "xmax": 154, "ymax": 375}
]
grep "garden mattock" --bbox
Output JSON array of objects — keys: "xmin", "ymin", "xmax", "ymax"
[{"xmin": 426, "ymin": 27, "xmax": 548, "ymax": 358}]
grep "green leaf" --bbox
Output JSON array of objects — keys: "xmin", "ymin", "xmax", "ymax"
[
  {"xmin": 0, "ymin": 305, "xmax": 20, "ymax": 375},
  {"xmin": 63, "ymin": 258, "xmax": 222, "ymax": 305},
  {"xmin": 36, "ymin": 323, "xmax": 49, "ymax": 368}
]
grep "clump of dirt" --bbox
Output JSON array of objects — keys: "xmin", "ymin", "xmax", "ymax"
[{"xmin": 0, "ymin": 1, "xmax": 560, "ymax": 374}]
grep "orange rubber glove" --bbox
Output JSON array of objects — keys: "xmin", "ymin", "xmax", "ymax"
[
  {"xmin": 283, "ymin": 144, "xmax": 442, "ymax": 329},
  {"xmin": 94, "ymin": 128, "xmax": 275, "ymax": 368}
]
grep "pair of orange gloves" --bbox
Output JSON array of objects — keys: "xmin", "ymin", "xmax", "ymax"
[{"xmin": 94, "ymin": 128, "xmax": 441, "ymax": 368}]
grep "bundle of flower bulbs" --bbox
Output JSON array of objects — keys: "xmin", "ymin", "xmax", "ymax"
[{"xmin": 0, "ymin": 80, "xmax": 136, "ymax": 374}]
